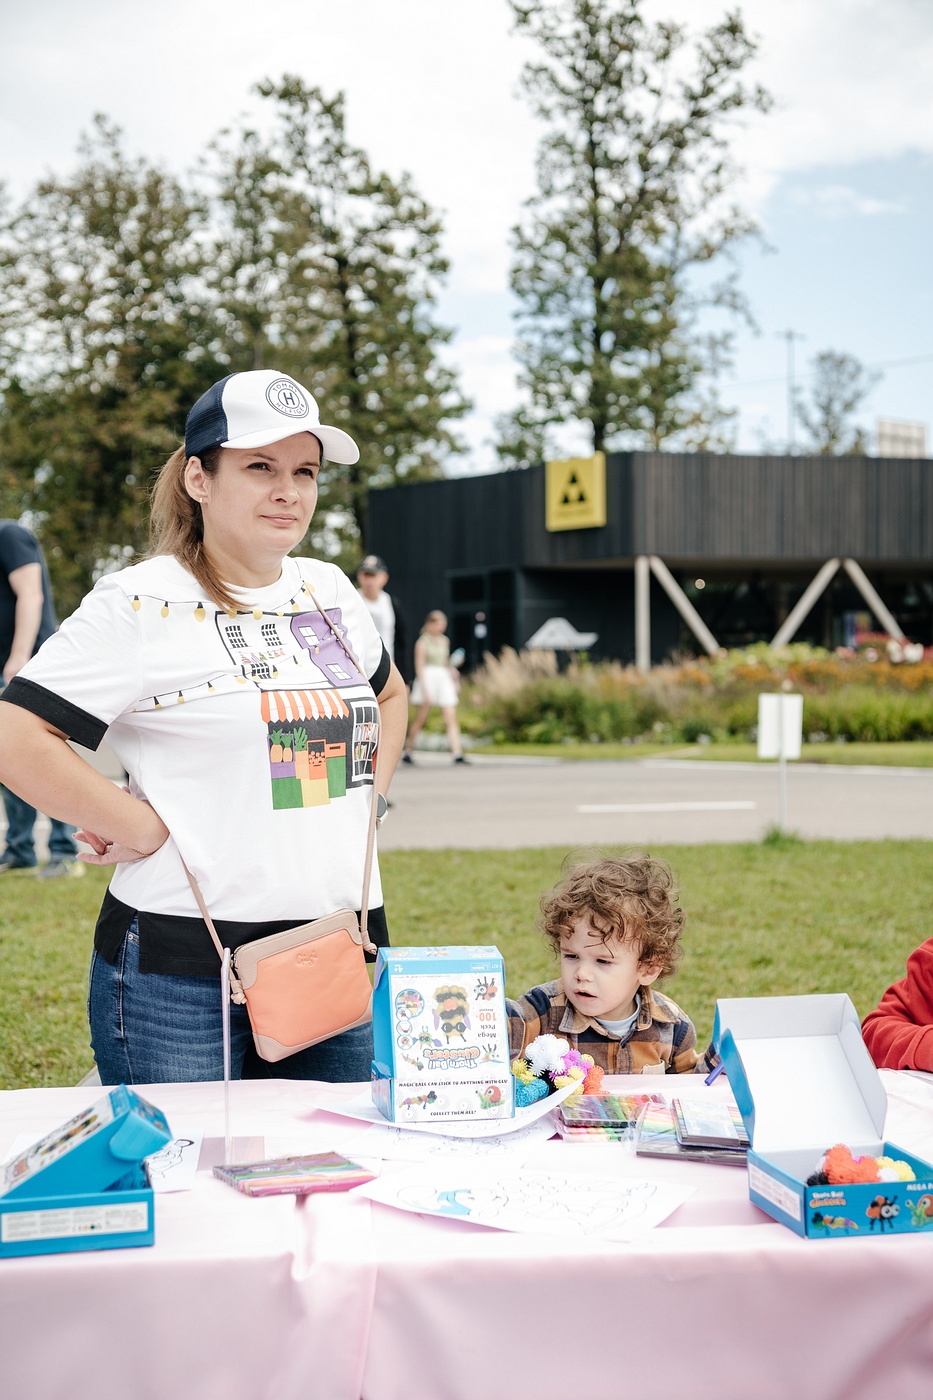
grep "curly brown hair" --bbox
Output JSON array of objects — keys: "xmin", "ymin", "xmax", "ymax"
[{"xmin": 539, "ymin": 854, "xmax": 685, "ymax": 979}]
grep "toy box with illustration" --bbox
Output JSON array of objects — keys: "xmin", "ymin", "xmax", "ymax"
[
  {"xmin": 371, "ymin": 946, "xmax": 513, "ymax": 1123},
  {"xmin": 713, "ymin": 993, "xmax": 933, "ymax": 1239},
  {"xmin": 0, "ymin": 1085, "xmax": 171, "ymax": 1258}
]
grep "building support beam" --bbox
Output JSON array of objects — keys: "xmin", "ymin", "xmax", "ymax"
[
  {"xmin": 635, "ymin": 555, "xmax": 651, "ymax": 672},
  {"xmin": 770, "ymin": 559, "xmax": 840, "ymax": 648},
  {"xmin": 842, "ymin": 558, "xmax": 906, "ymax": 641},
  {"xmin": 648, "ymin": 556, "xmax": 720, "ymax": 657}
]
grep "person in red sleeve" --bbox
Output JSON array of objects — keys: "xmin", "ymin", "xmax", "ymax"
[{"xmin": 862, "ymin": 938, "xmax": 933, "ymax": 1071}]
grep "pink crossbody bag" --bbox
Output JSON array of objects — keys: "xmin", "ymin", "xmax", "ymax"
[{"xmin": 181, "ymin": 583, "xmax": 381, "ymax": 1063}]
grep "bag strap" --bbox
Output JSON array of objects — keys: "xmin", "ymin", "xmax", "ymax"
[
  {"xmin": 304, "ymin": 580, "xmax": 381, "ymax": 953},
  {"xmin": 181, "ymin": 575, "xmax": 383, "ymax": 983}
]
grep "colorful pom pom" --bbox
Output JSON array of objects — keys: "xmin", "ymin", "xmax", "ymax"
[
  {"xmin": 526, "ymin": 1035, "xmax": 571, "ymax": 1076},
  {"xmin": 514, "ymin": 1078, "xmax": 549, "ymax": 1108},
  {"xmin": 822, "ymin": 1144, "xmax": 865, "ymax": 1185},
  {"xmin": 819, "ymin": 1143, "xmax": 915, "ymax": 1186},
  {"xmin": 510, "ymin": 1058, "xmax": 535, "ymax": 1085},
  {"xmin": 582, "ymin": 1064, "xmax": 604, "ymax": 1094}
]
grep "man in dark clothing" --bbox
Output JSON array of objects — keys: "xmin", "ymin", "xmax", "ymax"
[{"xmin": 0, "ymin": 520, "xmax": 81, "ymax": 876}]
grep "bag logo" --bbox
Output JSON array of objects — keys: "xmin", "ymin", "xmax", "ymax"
[
  {"xmin": 296, "ymin": 948, "xmax": 318, "ymax": 967},
  {"xmin": 265, "ymin": 378, "xmax": 310, "ymax": 419}
]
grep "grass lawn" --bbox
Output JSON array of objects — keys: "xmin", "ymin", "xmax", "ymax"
[
  {"xmin": 2, "ymin": 840, "xmax": 931, "ymax": 1088},
  {"xmin": 469, "ymin": 739, "xmax": 933, "ymax": 766}
]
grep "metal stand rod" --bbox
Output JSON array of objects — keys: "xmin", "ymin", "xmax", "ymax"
[
  {"xmin": 779, "ymin": 752, "xmax": 787, "ymax": 834},
  {"xmin": 221, "ymin": 948, "xmax": 232, "ymax": 1167}
]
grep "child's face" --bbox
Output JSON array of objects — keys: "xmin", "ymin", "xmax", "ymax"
[{"xmin": 559, "ymin": 916, "xmax": 661, "ymax": 1022}]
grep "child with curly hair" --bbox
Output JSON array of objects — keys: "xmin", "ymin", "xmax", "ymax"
[{"xmin": 507, "ymin": 854, "xmax": 708, "ymax": 1074}]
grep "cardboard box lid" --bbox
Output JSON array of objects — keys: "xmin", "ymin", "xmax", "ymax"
[
  {"xmin": 713, "ymin": 994, "xmax": 887, "ymax": 1156},
  {"xmin": 373, "ymin": 946, "xmax": 504, "ymax": 986}
]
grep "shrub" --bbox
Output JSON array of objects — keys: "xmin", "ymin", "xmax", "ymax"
[{"xmin": 461, "ymin": 646, "xmax": 933, "ymax": 747}]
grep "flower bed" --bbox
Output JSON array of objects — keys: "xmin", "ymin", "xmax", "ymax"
[{"xmin": 456, "ymin": 645, "xmax": 933, "ymax": 746}]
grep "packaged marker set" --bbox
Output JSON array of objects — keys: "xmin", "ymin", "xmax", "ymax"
[
  {"xmin": 213, "ymin": 1151, "xmax": 375, "ymax": 1197},
  {"xmin": 371, "ymin": 946, "xmax": 513, "ymax": 1123},
  {"xmin": 557, "ymin": 1094, "xmax": 663, "ymax": 1142}
]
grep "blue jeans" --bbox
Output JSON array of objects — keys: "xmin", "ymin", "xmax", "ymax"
[
  {"xmin": 88, "ymin": 924, "xmax": 375, "ymax": 1085},
  {"xmin": 1, "ymin": 784, "xmax": 77, "ymax": 867}
]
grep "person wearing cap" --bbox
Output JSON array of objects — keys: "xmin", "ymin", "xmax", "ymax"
[
  {"xmin": 356, "ymin": 554, "xmax": 412, "ymax": 688},
  {"xmin": 0, "ymin": 369, "xmax": 408, "ymax": 1085}
]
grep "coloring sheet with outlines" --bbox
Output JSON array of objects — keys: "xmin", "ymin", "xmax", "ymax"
[
  {"xmin": 144, "ymin": 1133, "xmax": 203, "ymax": 1192},
  {"xmin": 328, "ymin": 1115, "xmax": 556, "ymax": 1164},
  {"xmin": 317, "ymin": 1078, "xmax": 578, "ymax": 1138},
  {"xmin": 355, "ymin": 1167, "xmax": 693, "ymax": 1241}
]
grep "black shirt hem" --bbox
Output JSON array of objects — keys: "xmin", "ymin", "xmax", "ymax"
[{"xmin": 95, "ymin": 888, "xmax": 390, "ymax": 975}]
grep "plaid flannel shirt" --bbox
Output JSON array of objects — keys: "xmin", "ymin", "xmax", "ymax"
[{"xmin": 507, "ymin": 979, "xmax": 704, "ymax": 1075}]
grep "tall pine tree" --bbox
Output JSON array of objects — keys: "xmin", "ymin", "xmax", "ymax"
[
  {"xmin": 498, "ymin": 0, "xmax": 769, "ymax": 464},
  {"xmin": 207, "ymin": 77, "xmax": 470, "ymax": 555}
]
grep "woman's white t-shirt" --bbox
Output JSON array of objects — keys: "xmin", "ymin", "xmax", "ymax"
[{"xmin": 9, "ymin": 554, "xmax": 389, "ymax": 970}]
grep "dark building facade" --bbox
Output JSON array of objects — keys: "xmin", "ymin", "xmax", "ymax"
[{"xmin": 368, "ymin": 452, "xmax": 933, "ymax": 667}]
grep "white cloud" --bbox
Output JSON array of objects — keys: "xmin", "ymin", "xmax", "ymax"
[
  {"xmin": 440, "ymin": 334, "xmax": 518, "ymax": 474},
  {"xmin": 789, "ymin": 184, "xmax": 908, "ymax": 218},
  {"xmin": 652, "ymin": 0, "xmax": 933, "ymax": 207}
]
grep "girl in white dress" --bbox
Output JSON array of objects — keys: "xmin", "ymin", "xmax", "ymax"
[{"xmin": 403, "ymin": 611, "xmax": 467, "ymax": 764}]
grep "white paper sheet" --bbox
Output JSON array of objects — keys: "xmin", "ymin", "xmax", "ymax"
[
  {"xmin": 354, "ymin": 1166, "xmax": 693, "ymax": 1242},
  {"xmin": 329, "ymin": 1116, "xmax": 557, "ymax": 1164},
  {"xmin": 316, "ymin": 1078, "xmax": 579, "ymax": 1138},
  {"xmin": 145, "ymin": 1133, "xmax": 203, "ymax": 1192}
]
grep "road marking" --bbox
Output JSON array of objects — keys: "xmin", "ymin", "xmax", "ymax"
[{"xmin": 577, "ymin": 801, "xmax": 757, "ymax": 814}]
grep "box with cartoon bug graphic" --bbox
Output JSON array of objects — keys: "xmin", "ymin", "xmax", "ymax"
[
  {"xmin": 713, "ymin": 993, "xmax": 933, "ymax": 1239},
  {"xmin": 371, "ymin": 947, "xmax": 513, "ymax": 1123}
]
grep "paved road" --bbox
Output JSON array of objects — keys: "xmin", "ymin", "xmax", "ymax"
[
  {"xmin": 7, "ymin": 748, "xmax": 932, "ymax": 859},
  {"xmin": 378, "ymin": 753, "xmax": 933, "ymax": 849}
]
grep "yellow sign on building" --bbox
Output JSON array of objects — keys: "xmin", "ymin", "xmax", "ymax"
[{"xmin": 545, "ymin": 452, "xmax": 607, "ymax": 532}]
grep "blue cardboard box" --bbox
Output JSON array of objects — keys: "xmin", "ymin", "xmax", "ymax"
[
  {"xmin": 0, "ymin": 1086, "xmax": 171, "ymax": 1257},
  {"xmin": 371, "ymin": 946, "xmax": 513, "ymax": 1124},
  {"xmin": 713, "ymin": 994, "xmax": 933, "ymax": 1239}
]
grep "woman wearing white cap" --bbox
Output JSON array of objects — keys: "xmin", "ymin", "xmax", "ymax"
[{"xmin": 0, "ymin": 370, "xmax": 408, "ymax": 1083}]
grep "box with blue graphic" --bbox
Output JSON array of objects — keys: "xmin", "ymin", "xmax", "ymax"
[
  {"xmin": 371, "ymin": 946, "xmax": 513, "ymax": 1124},
  {"xmin": 713, "ymin": 994, "xmax": 933, "ymax": 1239},
  {"xmin": 0, "ymin": 1085, "xmax": 171, "ymax": 1258}
]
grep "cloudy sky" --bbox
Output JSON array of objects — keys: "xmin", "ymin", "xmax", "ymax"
[{"xmin": 3, "ymin": 0, "xmax": 932, "ymax": 469}]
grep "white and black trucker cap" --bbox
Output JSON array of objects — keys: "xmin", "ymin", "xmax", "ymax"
[{"xmin": 184, "ymin": 370, "xmax": 360, "ymax": 464}]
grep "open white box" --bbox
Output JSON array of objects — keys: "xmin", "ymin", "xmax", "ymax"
[{"xmin": 713, "ymin": 993, "xmax": 933, "ymax": 1238}]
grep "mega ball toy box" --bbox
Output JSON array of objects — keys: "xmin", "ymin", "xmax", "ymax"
[
  {"xmin": 713, "ymin": 993, "xmax": 933, "ymax": 1240},
  {"xmin": 371, "ymin": 946, "xmax": 513, "ymax": 1123},
  {"xmin": 0, "ymin": 1085, "xmax": 171, "ymax": 1258}
]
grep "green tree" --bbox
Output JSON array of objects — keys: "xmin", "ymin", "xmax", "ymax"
[
  {"xmin": 498, "ymin": 0, "xmax": 769, "ymax": 465},
  {"xmin": 0, "ymin": 119, "xmax": 225, "ymax": 615},
  {"xmin": 206, "ymin": 77, "xmax": 470, "ymax": 555},
  {"xmin": 796, "ymin": 350, "xmax": 881, "ymax": 456}
]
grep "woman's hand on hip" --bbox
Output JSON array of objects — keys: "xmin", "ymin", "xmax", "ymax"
[{"xmin": 76, "ymin": 796, "xmax": 169, "ymax": 867}]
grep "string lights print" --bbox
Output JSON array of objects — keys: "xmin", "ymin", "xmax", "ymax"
[{"xmin": 124, "ymin": 574, "xmax": 379, "ymax": 812}]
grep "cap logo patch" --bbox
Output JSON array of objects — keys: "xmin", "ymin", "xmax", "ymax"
[{"xmin": 265, "ymin": 378, "xmax": 310, "ymax": 419}]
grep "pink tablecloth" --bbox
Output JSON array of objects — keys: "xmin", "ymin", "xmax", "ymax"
[{"xmin": 2, "ymin": 1071, "xmax": 933, "ymax": 1400}]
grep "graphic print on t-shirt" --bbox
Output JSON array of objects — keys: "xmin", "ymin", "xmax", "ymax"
[{"xmin": 214, "ymin": 605, "xmax": 377, "ymax": 812}]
